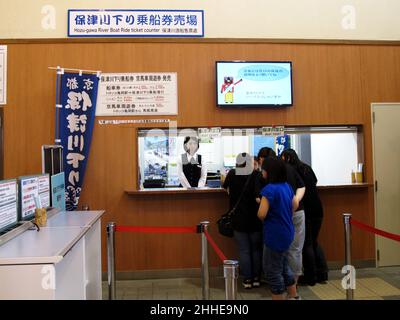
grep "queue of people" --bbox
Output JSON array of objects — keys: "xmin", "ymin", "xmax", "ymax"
[{"xmin": 222, "ymin": 147, "xmax": 328, "ymax": 300}]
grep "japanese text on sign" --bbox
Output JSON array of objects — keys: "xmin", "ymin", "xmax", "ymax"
[
  {"xmin": 68, "ymin": 10, "xmax": 204, "ymax": 37},
  {"xmin": 96, "ymin": 73, "xmax": 178, "ymax": 116},
  {"xmin": 59, "ymin": 72, "xmax": 99, "ymax": 210},
  {"xmin": 0, "ymin": 180, "xmax": 17, "ymax": 230},
  {"xmin": 20, "ymin": 177, "xmax": 39, "ymax": 219}
]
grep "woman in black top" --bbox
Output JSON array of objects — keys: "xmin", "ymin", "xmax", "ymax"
[
  {"xmin": 177, "ymin": 136, "xmax": 207, "ymax": 188},
  {"xmin": 223, "ymin": 152, "xmax": 263, "ymax": 289},
  {"xmin": 281, "ymin": 148, "xmax": 328, "ymax": 285}
]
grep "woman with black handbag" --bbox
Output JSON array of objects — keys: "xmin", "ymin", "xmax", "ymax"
[{"xmin": 223, "ymin": 152, "xmax": 263, "ymax": 289}]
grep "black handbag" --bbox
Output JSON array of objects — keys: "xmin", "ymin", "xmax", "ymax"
[
  {"xmin": 217, "ymin": 212, "xmax": 234, "ymax": 237},
  {"xmin": 217, "ymin": 173, "xmax": 252, "ymax": 238}
]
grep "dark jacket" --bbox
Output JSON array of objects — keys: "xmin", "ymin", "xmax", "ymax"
[
  {"xmin": 223, "ymin": 169, "xmax": 262, "ymax": 232},
  {"xmin": 285, "ymin": 164, "xmax": 305, "ymax": 211},
  {"xmin": 296, "ymin": 164, "xmax": 323, "ymax": 218}
]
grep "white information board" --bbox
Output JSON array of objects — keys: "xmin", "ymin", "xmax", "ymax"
[
  {"xmin": 38, "ymin": 174, "xmax": 50, "ymax": 208},
  {"xmin": 0, "ymin": 45, "xmax": 7, "ymax": 105},
  {"xmin": 68, "ymin": 10, "xmax": 204, "ymax": 38},
  {"xmin": 0, "ymin": 180, "xmax": 18, "ymax": 231},
  {"xmin": 19, "ymin": 176, "xmax": 39, "ymax": 220},
  {"xmin": 96, "ymin": 73, "xmax": 178, "ymax": 116}
]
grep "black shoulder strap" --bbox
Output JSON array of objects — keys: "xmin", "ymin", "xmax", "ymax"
[{"xmin": 229, "ymin": 173, "xmax": 252, "ymax": 215}]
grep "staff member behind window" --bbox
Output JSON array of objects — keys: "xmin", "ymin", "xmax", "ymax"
[{"xmin": 177, "ymin": 136, "xmax": 207, "ymax": 188}]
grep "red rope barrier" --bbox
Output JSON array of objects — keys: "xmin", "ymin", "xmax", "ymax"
[
  {"xmin": 204, "ymin": 229, "xmax": 227, "ymax": 262},
  {"xmin": 113, "ymin": 224, "xmax": 229, "ymax": 262},
  {"xmin": 115, "ymin": 225, "xmax": 197, "ymax": 234},
  {"xmin": 350, "ymin": 219, "xmax": 400, "ymax": 242}
]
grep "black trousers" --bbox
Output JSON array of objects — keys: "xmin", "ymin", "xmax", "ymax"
[{"xmin": 302, "ymin": 216, "xmax": 328, "ymax": 282}]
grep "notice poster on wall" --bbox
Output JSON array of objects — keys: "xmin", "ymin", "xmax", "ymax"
[
  {"xmin": 0, "ymin": 45, "xmax": 7, "ymax": 105},
  {"xmin": 96, "ymin": 73, "xmax": 178, "ymax": 116},
  {"xmin": 0, "ymin": 179, "xmax": 18, "ymax": 232}
]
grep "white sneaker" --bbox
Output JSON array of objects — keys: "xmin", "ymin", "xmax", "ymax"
[
  {"xmin": 288, "ymin": 295, "xmax": 301, "ymax": 300},
  {"xmin": 252, "ymin": 278, "xmax": 261, "ymax": 288},
  {"xmin": 242, "ymin": 280, "xmax": 252, "ymax": 289}
]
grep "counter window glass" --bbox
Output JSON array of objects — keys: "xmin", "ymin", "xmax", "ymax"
[{"xmin": 137, "ymin": 126, "xmax": 362, "ymax": 189}]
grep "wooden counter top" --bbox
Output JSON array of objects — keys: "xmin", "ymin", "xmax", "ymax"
[
  {"xmin": 317, "ymin": 183, "xmax": 373, "ymax": 190},
  {"xmin": 126, "ymin": 183, "xmax": 373, "ymax": 195},
  {"xmin": 125, "ymin": 187, "xmax": 226, "ymax": 195}
]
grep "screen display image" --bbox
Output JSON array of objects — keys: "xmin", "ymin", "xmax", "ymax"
[
  {"xmin": 0, "ymin": 179, "xmax": 18, "ymax": 233},
  {"xmin": 216, "ymin": 61, "xmax": 293, "ymax": 106}
]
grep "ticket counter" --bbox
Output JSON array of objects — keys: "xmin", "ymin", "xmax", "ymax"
[
  {"xmin": 126, "ymin": 125, "xmax": 373, "ymax": 271},
  {"xmin": 136, "ymin": 125, "xmax": 365, "ymax": 191}
]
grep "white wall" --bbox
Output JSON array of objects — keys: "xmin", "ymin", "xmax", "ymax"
[
  {"xmin": 311, "ymin": 132, "xmax": 358, "ymax": 185},
  {"xmin": 1, "ymin": 0, "xmax": 400, "ymax": 40}
]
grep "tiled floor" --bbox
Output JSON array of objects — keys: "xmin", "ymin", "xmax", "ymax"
[{"xmin": 103, "ymin": 267, "xmax": 400, "ymax": 300}]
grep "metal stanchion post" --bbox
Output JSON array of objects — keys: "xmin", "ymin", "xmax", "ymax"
[
  {"xmin": 343, "ymin": 213, "xmax": 354, "ymax": 300},
  {"xmin": 107, "ymin": 222, "xmax": 116, "ymax": 300},
  {"xmin": 200, "ymin": 221, "xmax": 210, "ymax": 300},
  {"xmin": 224, "ymin": 260, "xmax": 239, "ymax": 300}
]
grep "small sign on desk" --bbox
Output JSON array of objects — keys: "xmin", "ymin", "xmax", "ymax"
[{"xmin": 51, "ymin": 173, "xmax": 66, "ymax": 211}]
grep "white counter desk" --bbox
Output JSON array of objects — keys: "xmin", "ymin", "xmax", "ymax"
[{"xmin": 0, "ymin": 210, "xmax": 105, "ymax": 300}]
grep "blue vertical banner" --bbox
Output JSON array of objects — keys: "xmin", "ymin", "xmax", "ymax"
[
  {"xmin": 276, "ymin": 134, "xmax": 290, "ymax": 157},
  {"xmin": 58, "ymin": 72, "xmax": 99, "ymax": 210}
]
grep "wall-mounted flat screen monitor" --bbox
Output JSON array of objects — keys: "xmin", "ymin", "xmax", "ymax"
[
  {"xmin": 216, "ymin": 61, "xmax": 293, "ymax": 107},
  {"xmin": 0, "ymin": 179, "xmax": 18, "ymax": 233},
  {"xmin": 18, "ymin": 176, "xmax": 39, "ymax": 221}
]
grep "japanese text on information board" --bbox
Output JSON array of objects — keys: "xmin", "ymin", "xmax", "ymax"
[
  {"xmin": 68, "ymin": 10, "xmax": 204, "ymax": 37},
  {"xmin": 96, "ymin": 73, "xmax": 178, "ymax": 116}
]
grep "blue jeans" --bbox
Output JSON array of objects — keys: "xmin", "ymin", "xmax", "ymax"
[
  {"xmin": 233, "ymin": 230, "xmax": 262, "ymax": 280},
  {"xmin": 263, "ymin": 245, "xmax": 295, "ymax": 295}
]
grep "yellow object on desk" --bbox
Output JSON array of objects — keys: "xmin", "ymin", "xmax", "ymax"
[
  {"xmin": 355, "ymin": 171, "xmax": 363, "ymax": 183},
  {"xmin": 35, "ymin": 208, "xmax": 47, "ymax": 227}
]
